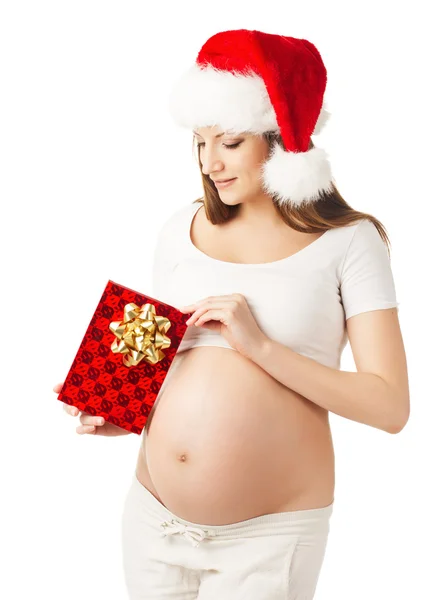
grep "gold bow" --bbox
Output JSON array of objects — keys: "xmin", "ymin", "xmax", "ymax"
[{"xmin": 109, "ymin": 302, "xmax": 171, "ymax": 367}]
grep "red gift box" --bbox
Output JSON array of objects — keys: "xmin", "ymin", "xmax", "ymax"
[{"xmin": 57, "ymin": 280, "xmax": 188, "ymax": 435}]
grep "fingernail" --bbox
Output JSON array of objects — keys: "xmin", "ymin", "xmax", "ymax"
[{"xmin": 95, "ymin": 418, "xmax": 104, "ymax": 425}]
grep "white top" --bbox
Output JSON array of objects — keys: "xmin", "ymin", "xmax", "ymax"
[{"xmin": 151, "ymin": 201, "xmax": 399, "ymax": 369}]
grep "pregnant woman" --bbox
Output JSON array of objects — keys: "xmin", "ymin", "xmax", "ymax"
[{"xmin": 57, "ymin": 29, "xmax": 410, "ymax": 599}]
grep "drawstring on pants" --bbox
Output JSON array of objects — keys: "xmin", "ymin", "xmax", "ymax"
[{"xmin": 160, "ymin": 519, "xmax": 217, "ymax": 548}]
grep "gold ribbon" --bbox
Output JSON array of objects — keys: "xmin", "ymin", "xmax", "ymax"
[{"xmin": 109, "ymin": 302, "xmax": 171, "ymax": 367}]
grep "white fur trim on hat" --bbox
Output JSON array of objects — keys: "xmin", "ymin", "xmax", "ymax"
[
  {"xmin": 168, "ymin": 64, "xmax": 329, "ymax": 136},
  {"xmin": 260, "ymin": 142, "xmax": 334, "ymax": 208}
]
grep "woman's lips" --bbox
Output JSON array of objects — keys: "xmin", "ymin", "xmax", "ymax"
[{"xmin": 215, "ymin": 178, "xmax": 237, "ymax": 188}]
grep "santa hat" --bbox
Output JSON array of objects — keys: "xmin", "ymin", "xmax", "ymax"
[{"xmin": 167, "ymin": 29, "xmax": 334, "ymax": 208}]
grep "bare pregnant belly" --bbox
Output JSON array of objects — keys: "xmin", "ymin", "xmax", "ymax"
[{"xmin": 135, "ymin": 346, "xmax": 335, "ymax": 525}]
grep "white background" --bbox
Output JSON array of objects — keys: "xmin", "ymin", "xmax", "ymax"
[{"xmin": 1, "ymin": 1, "xmax": 423, "ymax": 598}]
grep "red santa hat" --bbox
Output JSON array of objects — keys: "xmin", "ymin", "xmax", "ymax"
[{"xmin": 168, "ymin": 29, "xmax": 334, "ymax": 208}]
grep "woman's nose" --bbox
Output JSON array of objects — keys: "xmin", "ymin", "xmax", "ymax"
[
  {"xmin": 202, "ymin": 162, "xmax": 224, "ymax": 176},
  {"xmin": 201, "ymin": 148, "xmax": 224, "ymax": 175}
]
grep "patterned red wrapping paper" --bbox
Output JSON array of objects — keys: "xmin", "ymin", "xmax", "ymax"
[{"xmin": 57, "ymin": 280, "xmax": 188, "ymax": 435}]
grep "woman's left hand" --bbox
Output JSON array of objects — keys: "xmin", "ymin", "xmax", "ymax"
[{"xmin": 179, "ymin": 293, "xmax": 269, "ymax": 360}]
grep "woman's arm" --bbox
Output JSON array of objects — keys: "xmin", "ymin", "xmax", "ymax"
[{"xmin": 250, "ymin": 308, "xmax": 410, "ymax": 435}]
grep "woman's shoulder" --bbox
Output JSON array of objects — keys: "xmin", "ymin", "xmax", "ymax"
[
  {"xmin": 324, "ymin": 218, "xmax": 368, "ymax": 246},
  {"xmin": 158, "ymin": 200, "xmax": 200, "ymax": 229},
  {"xmin": 332, "ymin": 218, "xmax": 384, "ymax": 246},
  {"xmin": 154, "ymin": 201, "xmax": 202, "ymax": 249}
]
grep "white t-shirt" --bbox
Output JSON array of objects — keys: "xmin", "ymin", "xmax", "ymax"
[{"xmin": 152, "ymin": 201, "xmax": 399, "ymax": 369}]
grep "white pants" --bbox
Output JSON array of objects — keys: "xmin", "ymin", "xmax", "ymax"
[{"xmin": 121, "ymin": 472, "xmax": 334, "ymax": 599}]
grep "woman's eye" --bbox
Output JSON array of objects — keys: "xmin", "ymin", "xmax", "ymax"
[{"xmin": 197, "ymin": 142, "xmax": 241, "ymax": 149}]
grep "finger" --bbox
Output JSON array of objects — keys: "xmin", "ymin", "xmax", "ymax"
[
  {"xmin": 63, "ymin": 404, "xmax": 79, "ymax": 416},
  {"xmin": 64, "ymin": 405, "xmax": 77, "ymax": 415},
  {"xmin": 196, "ymin": 309, "xmax": 226, "ymax": 326},
  {"xmin": 185, "ymin": 308, "xmax": 206, "ymax": 324},
  {"xmin": 186, "ymin": 299, "xmax": 236, "ymax": 323},
  {"xmin": 53, "ymin": 382, "xmax": 63, "ymax": 393},
  {"xmin": 76, "ymin": 425, "xmax": 97, "ymax": 435},
  {"xmin": 80, "ymin": 415, "xmax": 104, "ymax": 427}
]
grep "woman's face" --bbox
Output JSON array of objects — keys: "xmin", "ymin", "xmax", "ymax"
[{"xmin": 194, "ymin": 125, "xmax": 272, "ymax": 206}]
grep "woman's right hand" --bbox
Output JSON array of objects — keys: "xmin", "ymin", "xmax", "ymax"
[{"xmin": 54, "ymin": 382, "xmax": 131, "ymax": 436}]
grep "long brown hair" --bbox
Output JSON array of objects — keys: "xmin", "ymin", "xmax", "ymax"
[{"xmin": 191, "ymin": 131, "xmax": 392, "ymax": 256}]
